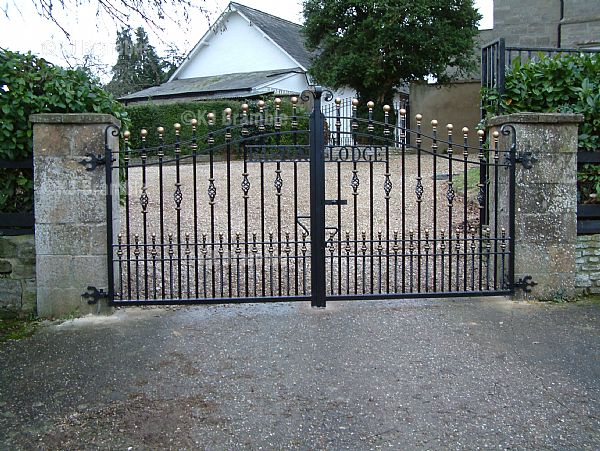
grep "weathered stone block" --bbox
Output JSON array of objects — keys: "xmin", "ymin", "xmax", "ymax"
[
  {"xmin": 575, "ymin": 273, "xmax": 591, "ymax": 288},
  {"xmin": 0, "ymin": 260, "xmax": 12, "ymax": 274},
  {"xmin": 21, "ymin": 279, "xmax": 36, "ymax": 313},
  {"xmin": 0, "ymin": 237, "xmax": 18, "ymax": 259},
  {"xmin": 0, "ymin": 279, "xmax": 22, "ymax": 309},
  {"xmin": 35, "ymin": 223, "xmax": 108, "ymax": 256},
  {"xmin": 10, "ymin": 258, "xmax": 36, "ymax": 279}
]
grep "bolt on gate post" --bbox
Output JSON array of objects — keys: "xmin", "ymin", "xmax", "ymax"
[{"xmin": 309, "ymin": 87, "xmax": 327, "ymax": 308}]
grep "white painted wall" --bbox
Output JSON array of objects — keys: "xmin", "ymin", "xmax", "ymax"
[{"xmin": 177, "ymin": 12, "xmax": 300, "ymax": 79}]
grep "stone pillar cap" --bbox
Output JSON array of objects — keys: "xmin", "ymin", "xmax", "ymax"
[
  {"xmin": 488, "ymin": 112, "xmax": 584, "ymax": 126},
  {"xmin": 30, "ymin": 113, "xmax": 121, "ymax": 126}
]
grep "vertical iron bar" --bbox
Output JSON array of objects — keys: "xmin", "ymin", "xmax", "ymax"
[
  {"xmin": 207, "ymin": 114, "xmax": 216, "ymax": 298},
  {"xmin": 157, "ymin": 128, "xmax": 165, "ymax": 299},
  {"xmin": 105, "ymin": 126, "xmax": 117, "ymax": 303},
  {"xmin": 432, "ymin": 120, "xmax": 438, "ymax": 291},
  {"xmin": 462, "ymin": 128, "xmax": 469, "ymax": 292},
  {"xmin": 124, "ymin": 131, "xmax": 132, "ymax": 300},
  {"xmin": 415, "ymin": 114, "xmax": 423, "ymax": 292},
  {"xmin": 191, "ymin": 120, "xmax": 199, "ymax": 297},
  {"xmin": 225, "ymin": 109, "xmax": 233, "ymax": 298},
  {"xmin": 310, "ymin": 87, "xmax": 327, "ymax": 308},
  {"xmin": 174, "ymin": 124, "xmax": 183, "ymax": 299},
  {"xmin": 447, "ymin": 125, "xmax": 454, "ymax": 291}
]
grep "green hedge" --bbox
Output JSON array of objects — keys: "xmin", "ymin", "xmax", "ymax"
[
  {"xmin": 0, "ymin": 49, "xmax": 129, "ymax": 213},
  {"xmin": 482, "ymin": 52, "xmax": 600, "ymax": 202},
  {"xmin": 125, "ymin": 97, "xmax": 310, "ymax": 152}
]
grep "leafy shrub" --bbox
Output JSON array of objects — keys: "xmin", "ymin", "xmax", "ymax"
[
  {"xmin": 0, "ymin": 48, "xmax": 129, "ymax": 213},
  {"xmin": 482, "ymin": 52, "xmax": 600, "ymax": 202}
]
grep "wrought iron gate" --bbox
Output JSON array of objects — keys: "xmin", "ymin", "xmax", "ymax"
[{"xmin": 105, "ymin": 87, "xmax": 516, "ymax": 307}]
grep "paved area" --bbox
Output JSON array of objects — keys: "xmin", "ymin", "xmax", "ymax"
[{"xmin": 1, "ymin": 297, "xmax": 599, "ymax": 449}]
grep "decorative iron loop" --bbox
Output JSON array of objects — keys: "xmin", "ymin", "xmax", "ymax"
[
  {"xmin": 140, "ymin": 189, "xmax": 149, "ymax": 212},
  {"xmin": 208, "ymin": 179, "xmax": 217, "ymax": 204},
  {"xmin": 415, "ymin": 178, "xmax": 424, "ymax": 201},
  {"xmin": 274, "ymin": 169, "xmax": 283, "ymax": 194},
  {"xmin": 174, "ymin": 184, "xmax": 183, "ymax": 209},
  {"xmin": 351, "ymin": 170, "xmax": 360, "ymax": 194},
  {"xmin": 241, "ymin": 173, "xmax": 250, "ymax": 197},
  {"xmin": 300, "ymin": 86, "xmax": 334, "ymax": 102},
  {"xmin": 446, "ymin": 183, "xmax": 455, "ymax": 205},
  {"xmin": 384, "ymin": 174, "xmax": 392, "ymax": 198}
]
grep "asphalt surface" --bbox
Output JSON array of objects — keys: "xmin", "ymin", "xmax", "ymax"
[{"xmin": 0, "ymin": 297, "xmax": 599, "ymax": 450}]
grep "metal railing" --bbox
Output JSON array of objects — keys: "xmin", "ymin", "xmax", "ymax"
[{"xmin": 0, "ymin": 155, "xmax": 34, "ymax": 235}]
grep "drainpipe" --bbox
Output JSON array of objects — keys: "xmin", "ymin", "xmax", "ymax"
[{"xmin": 557, "ymin": 0, "xmax": 564, "ymax": 48}]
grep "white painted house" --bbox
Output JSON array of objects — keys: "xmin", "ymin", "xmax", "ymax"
[{"xmin": 121, "ymin": 2, "xmax": 356, "ymax": 104}]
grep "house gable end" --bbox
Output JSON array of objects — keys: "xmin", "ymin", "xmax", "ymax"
[{"xmin": 173, "ymin": 9, "xmax": 301, "ymax": 80}]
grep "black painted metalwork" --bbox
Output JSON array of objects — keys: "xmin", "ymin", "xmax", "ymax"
[{"xmin": 104, "ymin": 93, "xmax": 517, "ymax": 306}]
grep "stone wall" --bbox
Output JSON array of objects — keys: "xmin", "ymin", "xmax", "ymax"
[
  {"xmin": 575, "ymin": 234, "xmax": 600, "ymax": 295},
  {"xmin": 0, "ymin": 235, "xmax": 36, "ymax": 317},
  {"xmin": 31, "ymin": 113, "xmax": 120, "ymax": 318}
]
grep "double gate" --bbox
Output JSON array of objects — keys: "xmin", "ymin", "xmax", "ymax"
[{"xmin": 105, "ymin": 87, "xmax": 516, "ymax": 307}]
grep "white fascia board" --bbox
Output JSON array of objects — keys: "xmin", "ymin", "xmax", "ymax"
[
  {"xmin": 233, "ymin": 7, "xmax": 308, "ymax": 72},
  {"xmin": 253, "ymin": 71, "xmax": 302, "ymax": 91}
]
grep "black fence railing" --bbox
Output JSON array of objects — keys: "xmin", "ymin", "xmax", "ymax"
[
  {"xmin": 0, "ymin": 156, "xmax": 34, "ymax": 235},
  {"xmin": 481, "ymin": 39, "xmax": 600, "ymax": 234},
  {"xmin": 481, "ymin": 38, "xmax": 600, "ymax": 118}
]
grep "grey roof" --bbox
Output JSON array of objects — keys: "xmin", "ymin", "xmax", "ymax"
[
  {"xmin": 120, "ymin": 68, "xmax": 303, "ymax": 101},
  {"xmin": 230, "ymin": 2, "xmax": 314, "ymax": 69}
]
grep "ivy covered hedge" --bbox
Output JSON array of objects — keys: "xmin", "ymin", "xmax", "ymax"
[
  {"xmin": 124, "ymin": 97, "xmax": 309, "ymax": 151},
  {"xmin": 0, "ymin": 49, "xmax": 129, "ymax": 213},
  {"xmin": 482, "ymin": 52, "xmax": 600, "ymax": 202}
]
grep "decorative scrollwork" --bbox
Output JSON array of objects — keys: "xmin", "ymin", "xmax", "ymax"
[
  {"xmin": 351, "ymin": 169, "xmax": 360, "ymax": 194},
  {"xmin": 274, "ymin": 169, "xmax": 283, "ymax": 195},
  {"xmin": 241, "ymin": 173, "xmax": 250, "ymax": 198},
  {"xmin": 300, "ymin": 86, "xmax": 334, "ymax": 102},
  {"xmin": 208, "ymin": 178, "xmax": 217, "ymax": 205},
  {"xmin": 446, "ymin": 183, "xmax": 455, "ymax": 205},
  {"xmin": 174, "ymin": 183, "xmax": 183, "ymax": 209},
  {"xmin": 415, "ymin": 177, "xmax": 424, "ymax": 201},
  {"xmin": 140, "ymin": 188, "xmax": 149, "ymax": 213},
  {"xmin": 383, "ymin": 174, "xmax": 392, "ymax": 198}
]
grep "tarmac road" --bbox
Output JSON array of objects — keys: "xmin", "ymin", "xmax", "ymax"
[{"xmin": 1, "ymin": 297, "xmax": 599, "ymax": 450}]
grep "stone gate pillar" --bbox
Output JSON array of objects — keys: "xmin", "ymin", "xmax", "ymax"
[
  {"xmin": 30, "ymin": 113, "xmax": 120, "ymax": 317},
  {"xmin": 488, "ymin": 113, "xmax": 583, "ymax": 301}
]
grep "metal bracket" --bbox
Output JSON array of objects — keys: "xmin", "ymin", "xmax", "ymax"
[
  {"xmin": 515, "ymin": 151, "xmax": 536, "ymax": 169},
  {"xmin": 79, "ymin": 153, "xmax": 107, "ymax": 171},
  {"xmin": 513, "ymin": 275, "xmax": 537, "ymax": 293},
  {"xmin": 81, "ymin": 286, "xmax": 109, "ymax": 305}
]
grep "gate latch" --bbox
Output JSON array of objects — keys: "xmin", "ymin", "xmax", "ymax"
[
  {"xmin": 82, "ymin": 286, "xmax": 109, "ymax": 305},
  {"xmin": 513, "ymin": 275, "xmax": 537, "ymax": 293}
]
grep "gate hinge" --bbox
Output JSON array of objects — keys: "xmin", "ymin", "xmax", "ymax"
[
  {"xmin": 82, "ymin": 286, "xmax": 109, "ymax": 305},
  {"xmin": 513, "ymin": 275, "xmax": 537, "ymax": 293},
  {"xmin": 505, "ymin": 151, "xmax": 536, "ymax": 169},
  {"xmin": 79, "ymin": 153, "xmax": 109, "ymax": 171}
]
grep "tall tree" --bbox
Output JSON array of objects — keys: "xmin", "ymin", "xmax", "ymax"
[
  {"xmin": 302, "ymin": 0, "xmax": 481, "ymax": 103},
  {"xmin": 106, "ymin": 26, "xmax": 174, "ymax": 97},
  {"xmin": 106, "ymin": 27, "xmax": 138, "ymax": 97}
]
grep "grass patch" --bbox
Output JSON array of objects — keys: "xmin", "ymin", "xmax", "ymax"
[
  {"xmin": 0, "ymin": 315, "xmax": 40, "ymax": 342},
  {"xmin": 453, "ymin": 167, "xmax": 480, "ymax": 194}
]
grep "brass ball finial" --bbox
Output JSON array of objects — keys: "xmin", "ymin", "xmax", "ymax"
[
  {"xmin": 291, "ymin": 96, "xmax": 298, "ymax": 105},
  {"xmin": 241, "ymin": 103, "xmax": 249, "ymax": 112},
  {"xmin": 477, "ymin": 129, "xmax": 485, "ymax": 137},
  {"xmin": 399, "ymin": 108, "xmax": 406, "ymax": 115},
  {"xmin": 224, "ymin": 107, "xmax": 232, "ymax": 116},
  {"xmin": 383, "ymin": 104, "xmax": 391, "ymax": 113},
  {"xmin": 207, "ymin": 112, "xmax": 215, "ymax": 121},
  {"xmin": 351, "ymin": 98, "xmax": 359, "ymax": 107},
  {"xmin": 174, "ymin": 123, "xmax": 181, "ymax": 131},
  {"xmin": 157, "ymin": 126, "xmax": 164, "ymax": 135},
  {"xmin": 447, "ymin": 124, "xmax": 454, "ymax": 131},
  {"xmin": 431, "ymin": 119, "xmax": 438, "ymax": 127},
  {"xmin": 335, "ymin": 97, "xmax": 341, "ymax": 105},
  {"xmin": 462, "ymin": 127, "xmax": 469, "ymax": 134},
  {"xmin": 191, "ymin": 118, "xmax": 198, "ymax": 127},
  {"xmin": 415, "ymin": 114, "xmax": 423, "ymax": 121},
  {"xmin": 492, "ymin": 130, "xmax": 500, "ymax": 138},
  {"xmin": 274, "ymin": 98, "xmax": 282, "ymax": 106},
  {"xmin": 140, "ymin": 129, "xmax": 148, "ymax": 138},
  {"xmin": 123, "ymin": 130, "xmax": 131, "ymax": 139},
  {"xmin": 367, "ymin": 100, "xmax": 375, "ymax": 109},
  {"xmin": 257, "ymin": 100, "xmax": 265, "ymax": 109}
]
